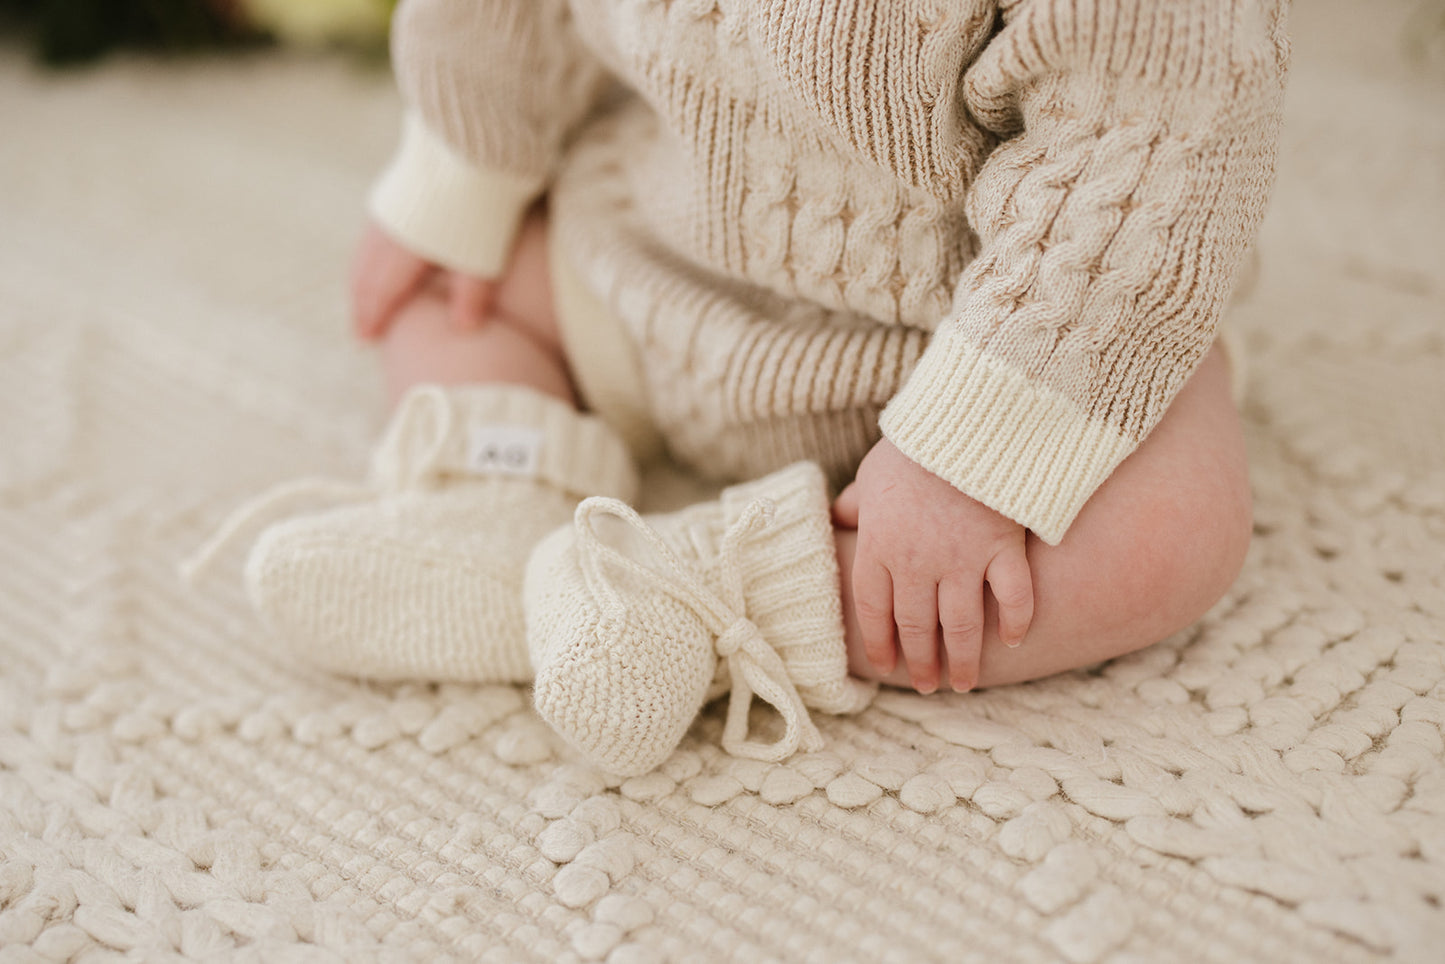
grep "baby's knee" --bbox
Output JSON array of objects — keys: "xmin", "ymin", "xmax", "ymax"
[{"xmin": 1115, "ymin": 480, "xmax": 1253, "ymax": 643}]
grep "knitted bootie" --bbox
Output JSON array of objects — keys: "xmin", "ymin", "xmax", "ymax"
[
  {"xmin": 525, "ymin": 461, "xmax": 875, "ymax": 777},
  {"xmin": 186, "ymin": 385, "xmax": 636, "ymax": 682}
]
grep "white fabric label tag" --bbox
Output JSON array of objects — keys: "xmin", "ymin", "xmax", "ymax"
[{"xmin": 467, "ymin": 425, "xmax": 544, "ymax": 478}]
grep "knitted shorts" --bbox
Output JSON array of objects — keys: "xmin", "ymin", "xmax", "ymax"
[
  {"xmin": 547, "ymin": 208, "xmax": 1245, "ymax": 495},
  {"xmin": 547, "ymin": 132, "xmax": 931, "ymax": 494}
]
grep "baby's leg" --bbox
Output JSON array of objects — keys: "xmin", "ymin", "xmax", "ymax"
[
  {"xmin": 837, "ymin": 345, "xmax": 1253, "ymax": 690},
  {"xmin": 379, "ymin": 210, "xmax": 576, "ymax": 406},
  {"xmin": 240, "ymin": 209, "xmax": 625, "ymax": 684}
]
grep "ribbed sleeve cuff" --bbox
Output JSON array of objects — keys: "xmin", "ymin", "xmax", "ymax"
[
  {"xmin": 879, "ymin": 329, "xmax": 1136, "ymax": 545},
  {"xmin": 368, "ymin": 112, "xmax": 545, "ymax": 278}
]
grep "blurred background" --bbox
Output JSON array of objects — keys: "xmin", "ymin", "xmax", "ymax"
[{"xmin": 0, "ymin": 0, "xmax": 394, "ymax": 64}]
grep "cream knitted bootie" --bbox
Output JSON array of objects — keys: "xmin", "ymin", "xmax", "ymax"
[
  {"xmin": 525, "ymin": 462, "xmax": 875, "ymax": 777},
  {"xmin": 186, "ymin": 385, "xmax": 636, "ymax": 682}
]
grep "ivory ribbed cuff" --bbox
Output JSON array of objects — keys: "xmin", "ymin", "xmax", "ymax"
[
  {"xmin": 372, "ymin": 385, "xmax": 639, "ymax": 502},
  {"xmin": 718, "ymin": 464, "xmax": 875, "ymax": 716},
  {"xmin": 880, "ymin": 329, "xmax": 1135, "ymax": 545},
  {"xmin": 368, "ymin": 112, "xmax": 544, "ymax": 278}
]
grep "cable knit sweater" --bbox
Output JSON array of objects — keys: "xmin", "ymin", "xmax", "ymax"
[{"xmin": 370, "ymin": 0, "xmax": 1287, "ymax": 543}]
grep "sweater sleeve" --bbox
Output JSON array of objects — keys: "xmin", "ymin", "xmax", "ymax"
[
  {"xmin": 368, "ymin": 0, "xmax": 612, "ymax": 278},
  {"xmin": 879, "ymin": 0, "xmax": 1288, "ymax": 544}
]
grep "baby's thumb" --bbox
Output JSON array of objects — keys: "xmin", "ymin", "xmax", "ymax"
[{"xmin": 831, "ymin": 482, "xmax": 861, "ymax": 528}]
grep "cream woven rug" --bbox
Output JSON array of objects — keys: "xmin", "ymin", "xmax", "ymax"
[{"xmin": 3, "ymin": 3, "xmax": 1444, "ymax": 961}]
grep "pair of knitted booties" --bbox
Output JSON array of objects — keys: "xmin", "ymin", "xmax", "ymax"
[{"xmin": 192, "ymin": 385, "xmax": 873, "ymax": 776}]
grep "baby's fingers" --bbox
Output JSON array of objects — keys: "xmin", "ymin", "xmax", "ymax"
[
  {"xmin": 894, "ymin": 582, "xmax": 941, "ymax": 694},
  {"xmin": 939, "ymin": 574, "xmax": 984, "ymax": 692},
  {"xmin": 851, "ymin": 559, "xmax": 898, "ymax": 676},
  {"xmin": 985, "ymin": 544, "xmax": 1034, "ymax": 649},
  {"xmin": 352, "ymin": 224, "xmax": 430, "ymax": 340}
]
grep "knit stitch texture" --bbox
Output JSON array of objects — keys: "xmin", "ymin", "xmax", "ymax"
[
  {"xmin": 527, "ymin": 462, "xmax": 872, "ymax": 776},
  {"xmin": 376, "ymin": 0, "xmax": 1288, "ymax": 541},
  {"xmin": 229, "ymin": 384, "xmax": 637, "ymax": 683},
  {"xmin": 3, "ymin": 6, "xmax": 1444, "ymax": 961}
]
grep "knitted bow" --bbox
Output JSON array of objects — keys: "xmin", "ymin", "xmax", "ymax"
[
  {"xmin": 181, "ymin": 385, "xmax": 455, "ymax": 582},
  {"xmin": 572, "ymin": 496, "xmax": 825, "ymax": 764}
]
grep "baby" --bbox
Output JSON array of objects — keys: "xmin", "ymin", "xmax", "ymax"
[{"xmin": 219, "ymin": 0, "xmax": 1287, "ymax": 775}]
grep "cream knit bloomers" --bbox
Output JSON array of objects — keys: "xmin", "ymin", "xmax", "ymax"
[
  {"xmin": 542, "ymin": 104, "xmax": 1248, "ymax": 491},
  {"xmin": 545, "ymin": 109, "xmax": 932, "ymax": 490}
]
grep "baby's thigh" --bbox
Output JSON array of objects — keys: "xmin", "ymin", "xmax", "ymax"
[{"xmin": 1048, "ymin": 343, "xmax": 1253, "ymax": 645}]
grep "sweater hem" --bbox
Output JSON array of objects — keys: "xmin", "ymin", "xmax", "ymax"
[{"xmin": 879, "ymin": 331, "xmax": 1136, "ymax": 545}]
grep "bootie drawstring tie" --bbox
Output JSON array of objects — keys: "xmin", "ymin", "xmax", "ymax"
[{"xmin": 572, "ymin": 496, "xmax": 825, "ymax": 763}]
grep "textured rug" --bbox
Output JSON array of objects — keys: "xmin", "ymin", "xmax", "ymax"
[{"xmin": 2, "ymin": 3, "xmax": 1444, "ymax": 961}]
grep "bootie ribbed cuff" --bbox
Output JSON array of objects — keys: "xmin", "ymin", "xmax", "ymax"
[
  {"xmin": 372, "ymin": 384, "xmax": 638, "ymax": 502},
  {"xmin": 718, "ymin": 463, "xmax": 876, "ymax": 716}
]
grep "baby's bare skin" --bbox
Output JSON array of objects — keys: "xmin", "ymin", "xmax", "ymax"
[
  {"xmin": 357, "ymin": 214, "xmax": 573, "ymax": 407},
  {"xmin": 838, "ymin": 343, "xmax": 1249, "ymax": 690},
  {"xmin": 355, "ymin": 212, "xmax": 1252, "ymax": 694}
]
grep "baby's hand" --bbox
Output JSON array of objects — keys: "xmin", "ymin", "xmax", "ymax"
[
  {"xmin": 833, "ymin": 439, "xmax": 1033, "ymax": 693},
  {"xmin": 351, "ymin": 221, "xmax": 497, "ymax": 340}
]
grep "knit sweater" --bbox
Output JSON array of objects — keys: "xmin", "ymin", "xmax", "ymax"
[{"xmin": 370, "ymin": 0, "xmax": 1288, "ymax": 544}]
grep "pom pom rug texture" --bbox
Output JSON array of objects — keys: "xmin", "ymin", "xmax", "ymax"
[{"xmin": 2, "ymin": 2, "xmax": 1443, "ymax": 959}]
